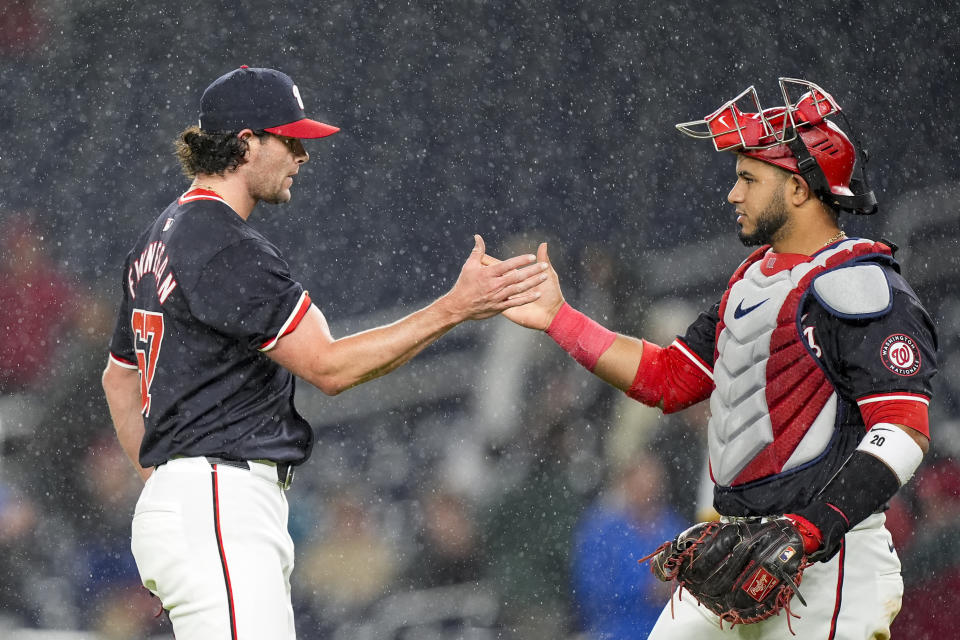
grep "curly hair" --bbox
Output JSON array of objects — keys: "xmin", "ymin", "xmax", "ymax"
[{"xmin": 174, "ymin": 126, "xmax": 267, "ymax": 178}]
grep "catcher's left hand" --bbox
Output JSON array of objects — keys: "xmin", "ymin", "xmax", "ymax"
[{"xmin": 640, "ymin": 518, "xmax": 809, "ymax": 631}]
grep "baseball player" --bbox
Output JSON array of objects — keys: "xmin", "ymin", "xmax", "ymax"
[
  {"xmin": 100, "ymin": 66, "xmax": 548, "ymax": 640},
  {"xmin": 487, "ymin": 78, "xmax": 937, "ymax": 639}
]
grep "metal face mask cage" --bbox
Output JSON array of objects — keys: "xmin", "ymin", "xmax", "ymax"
[
  {"xmin": 675, "ymin": 78, "xmax": 842, "ymax": 152},
  {"xmin": 677, "ymin": 78, "xmax": 877, "ymax": 215}
]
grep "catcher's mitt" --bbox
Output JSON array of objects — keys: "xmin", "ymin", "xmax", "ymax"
[{"xmin": 640, "ymin": 518, "xmax": 809, "ymax": 631}]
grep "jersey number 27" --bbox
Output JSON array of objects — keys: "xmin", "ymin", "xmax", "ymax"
[{"xmin": 132, "ymin": 309, "xmax": 164, "ymax": 417}]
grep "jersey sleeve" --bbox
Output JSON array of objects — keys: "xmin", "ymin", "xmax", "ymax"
[
  {"xmin": 625, "ymin": 301, "xmax": 718, "ymax": 413},
  {"xmin": 108, "ymin": 257, "xmax": 138, "ymax": 369},
  {"xmin": 811, "ymin": 284, "xmax": 938, "ymax": 436},
  {"xmin": 189, "ymin": 239, "xmax": 312, "ymax": 352}
]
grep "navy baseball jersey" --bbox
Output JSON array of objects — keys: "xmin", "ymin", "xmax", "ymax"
[
  {"xmin": 108, "ymin": 188, "xmax": 314, "ymax": 467},
  {"xmin": 669, "ymin": 239, "xmax": 938, "ymax": 516}
]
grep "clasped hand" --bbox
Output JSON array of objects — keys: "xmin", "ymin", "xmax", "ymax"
[
  {"xmin": 444, "ymin": 235, "xmax": 550, "ymax": 321},
  {"xmin": 477, "ymin": 239, "xmax": 565, "ymax": 330}
]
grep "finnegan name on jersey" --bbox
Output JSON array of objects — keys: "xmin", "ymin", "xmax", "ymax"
[{"xmin": 127, "ymin": 240, "xmax": 177, "ymax": 304}]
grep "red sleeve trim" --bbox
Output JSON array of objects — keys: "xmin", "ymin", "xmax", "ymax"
[
  {"xmin": 109, "ymin": 352, "xmax": 139, "ymax": 370},
  {"xmin": 626, "ymin": 339, "xmax": 714, "ymax": 413},
  {"xmin": 857, "ymin": 395, "xmax": 930, "ymax": 438},
  {"xmin": 857, "ymin": 392, "xmax": 929, "ymax": 406},
  {"xmin": 259, "ymin": 291, "xmax": 312, "ymax": 352}
]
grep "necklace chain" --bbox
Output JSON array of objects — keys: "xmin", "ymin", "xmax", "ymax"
[{"xmin": 823, "ymin": 230, "xmax": 846, "ymax": 247}]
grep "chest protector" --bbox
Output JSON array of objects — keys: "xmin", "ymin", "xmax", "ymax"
[{"xmin": 708, "ymin": 238, "xmax": 893, "ymax": 487}]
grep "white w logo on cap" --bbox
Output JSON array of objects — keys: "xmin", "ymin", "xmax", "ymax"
[{"xmin": 292, "ymin": 85, "xmax": 305, "ymax": 110}]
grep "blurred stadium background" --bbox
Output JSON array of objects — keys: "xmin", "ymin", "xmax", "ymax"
[{"xmin": 0, "ymin": 1, "xmax": 957, "ymax": 638}]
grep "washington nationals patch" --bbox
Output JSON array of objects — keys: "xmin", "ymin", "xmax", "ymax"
[{"xmin": 880, "ymin": 333, "xmax": 921, "ymax": 376}]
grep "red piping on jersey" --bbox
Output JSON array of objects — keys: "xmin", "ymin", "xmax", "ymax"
[
  {"xmin": 178, "ymin": 188, "xmax": 230, "ymax": 206},
  {"xmin": 211, "ymin": 466, "xmax": 239, "ymax": 640},
  {"xmin": 828, "ymin": 541, "xmax": 845, "ymax": 640},
  {"xmin": 259, "ymin": 291, "xmax": 312, "ymax": 351},
  {"xmin": 671, "ymin": 339, "xmax": 714, "ymax": 380},
  {"xmin": 857, "ymin": 391, "xmax": 930, "ymax": 405},
  {"xmin": 108, "ymin": 351, "xmax": 139, "ymax": 369}
]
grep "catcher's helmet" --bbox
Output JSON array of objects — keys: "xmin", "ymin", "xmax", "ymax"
[{"xmin": 677, "ymin": 78, "xmax": 877, "ymax": 215}]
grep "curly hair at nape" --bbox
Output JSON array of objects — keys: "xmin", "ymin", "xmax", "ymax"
[{"xmin": 174, "ymin": 126, "xmax": 267, "ymax": 178}]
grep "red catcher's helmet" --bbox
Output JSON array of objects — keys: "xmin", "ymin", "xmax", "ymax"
[
  {"xmin": 745, "ymin": 119, "xmax": 855, "ymax": 197},
  {"xmin": 676, "ymin": 78, "xmax": 877, "ymax": 214}
]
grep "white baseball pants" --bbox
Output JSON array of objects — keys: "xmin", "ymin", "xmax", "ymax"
[{"xmin": 131, "ymin": 456, "xmax": 296, "ymax": 640}]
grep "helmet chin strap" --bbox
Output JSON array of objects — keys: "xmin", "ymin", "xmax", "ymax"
[{"xmin": 785, "ymin": 128, "xmax": 878, "ymax": 215}]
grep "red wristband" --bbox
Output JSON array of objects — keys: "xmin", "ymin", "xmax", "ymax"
[{"xmin": 546, "ymin": 302, "xmax": 616, "ymax": 372}]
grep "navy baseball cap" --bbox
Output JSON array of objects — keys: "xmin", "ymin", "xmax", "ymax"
[{"xmin": 199, "ymin": 66, "xmax": 339, "ymax": 139}]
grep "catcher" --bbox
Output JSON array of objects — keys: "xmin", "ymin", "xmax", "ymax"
[{"xmin": 487, "ymin": 78, "xmax": 937, "ymax": 638}]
